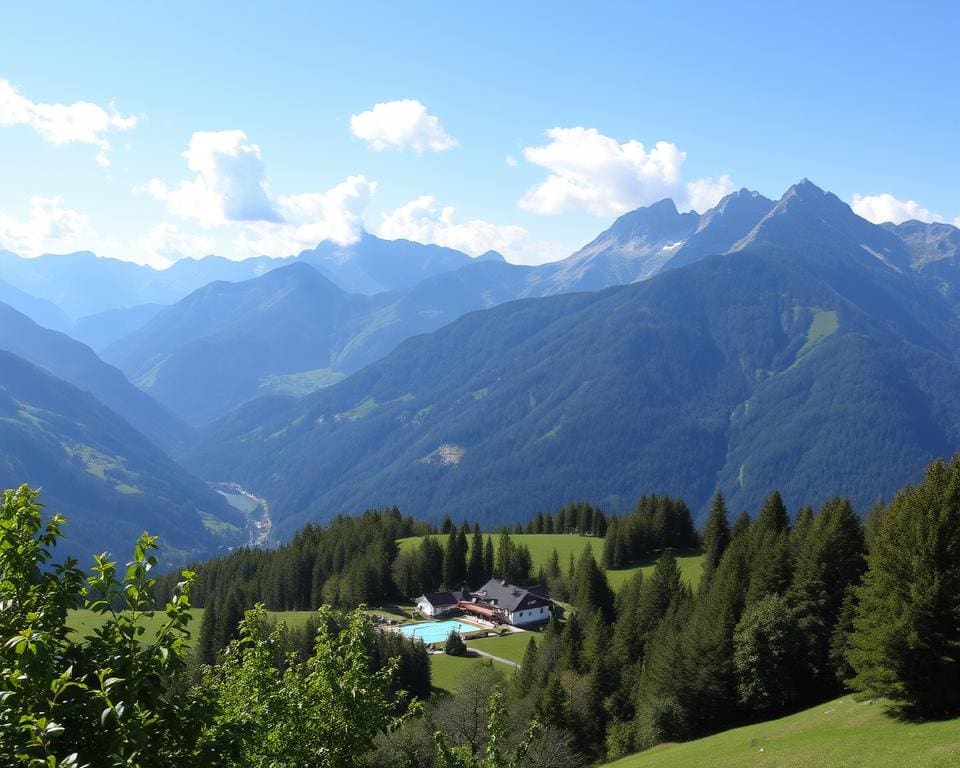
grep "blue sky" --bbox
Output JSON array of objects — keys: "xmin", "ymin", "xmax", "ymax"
[{"xmin": 1, "ymin": 1, "xmax": 958, "ymax": 267}]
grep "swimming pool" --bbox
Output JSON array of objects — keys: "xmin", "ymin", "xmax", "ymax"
[{"xmin": 396, "ymin": 619, "xmax": 482, "ymax": 644}]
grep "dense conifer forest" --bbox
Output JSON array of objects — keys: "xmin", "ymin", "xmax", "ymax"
[{"xmin": 3, "ymin": 457, "xmax": 959, "ymax": 766}]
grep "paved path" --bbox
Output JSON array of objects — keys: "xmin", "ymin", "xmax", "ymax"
[{"xmin": 469, "ymin": 648, "xmax": 520, "ymax": 670}]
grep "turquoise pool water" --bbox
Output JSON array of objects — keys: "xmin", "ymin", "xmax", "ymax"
[{"xmin": 397, "ymin": 620, "xmax": 481, "ymax": 643}]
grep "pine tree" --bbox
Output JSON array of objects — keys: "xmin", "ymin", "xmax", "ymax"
[
  {"xmin": 731, "ymin": 510, "xmax": 751, "ymax": 541},
  {"xmin": 848, "ymin": 457, "xmax": 960, "ymax": 716},
  {"xmin": 468, "ymin": 524, "xmax": 485, "ymax": 587},
  {"xmin": 569, "ymin": 545, "xmax": 615, "ymax": 622},
  {"xmin": 789, "ymin": 498, "xmax": 865, "ymax": 699},
  {"xmin": 514, "ymin": 636, "xmax": 541, "ymax": 696},
  {"xmin": 495, "ymin": 532, "xmax": 514, "ymax": 578},
  {"xmin": 483, "ymin": 536, "xmax": 495, "ymax": 580},
  {"xmin": 700, "ymin": 493, "xmax": 730, "ymax": 589}
]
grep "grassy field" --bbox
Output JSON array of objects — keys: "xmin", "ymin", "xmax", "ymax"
[
  {"xmin": 467, "ymin": 630, "xmax": 540, "ymax": 663},
  {"xmin": 397, "ymin": 533, "xmax": 704, "ymax": 590},
  {"xmin": 608, "ymin": 696, "xmax": 960, "ymax": 768},
  {"xmin": 429, "ymin": 653, "xmax": 511, "ymax": 692}
]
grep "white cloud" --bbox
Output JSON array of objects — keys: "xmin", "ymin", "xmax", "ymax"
[
  {"xmin": 851, "ymin": 192, "xmax": 943, "ymax": 225},
  {"xmin": 505, "ymin": 155, "xmax": 518, "ymax": 167},
  {"xmin": 0, "ymin": 78, "xmax": 136, "ymax": 165},
  {"xmin": 235, "ymin": 175, "xmax": 377, "ymax": 257},
  {"xmin": 955, "ymin": 216, "xmax": 960, "ymax": 228},
  {"xmin": 132, "ymin": 223, "xmax": 217, "ymax": 269},
  {"xmin": 350, "ymin": 99, "xmax": 457, "ymax": 153},
  {"xmin": 379, "ymin": 195, "xmax": 528, "ymax": 256},
  {"xmin": 520, "ymin": 127, "xmax": 687, "ymax": 216},
  {"xmin": 142, "ymin": 130, "xmax": 280, "ymax": 227},
  {"xmin": 685, "ymin": 174, "xmax": 736, "ymax": 213},
  {"xmin": 0, "ymin": 196, "xmax": 115, "ymax": 257}
]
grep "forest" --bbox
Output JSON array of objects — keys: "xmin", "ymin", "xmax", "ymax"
[{"xmin": 2, "ymin": 457, "xmax": 959, "ymax": 767}]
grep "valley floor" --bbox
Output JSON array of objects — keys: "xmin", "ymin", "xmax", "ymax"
[{"xmin": 607, "ymin": 696, "xmax": 960, "ymax": 768}]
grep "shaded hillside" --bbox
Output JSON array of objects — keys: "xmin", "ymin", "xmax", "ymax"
[
  {"xmin": 185, "ymin": 183, "xmax": 960, "ymax": 535},
  {"xmin": 0, "ymin": 302, "xmax": 190, "ymax": 450},
  {"xmin": 102, "ymin": 260, "xmax": 538, "ymax": 425},
  {"xmin": 0, "ymin": 351, "xmax": 244, "ymax": 565}
]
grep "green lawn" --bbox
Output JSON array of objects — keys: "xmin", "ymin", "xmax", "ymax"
[
  {"xmin": 66, "ymin": 608, "xmax": 328, "ymax": 648},
  {"xmin": 397, "ymin": 533, "xmax": 703, "ymax": 591},
  {"xmin": 467, "ymin": 630, "xmax": 539, "ymax": 664},
  {"xmin": 608, "ymin": 696, "xmax": 960, "ymax": 768},
  {"xmin": 429, "ymin": 653, "xmax": 511, "ymax": 693}
]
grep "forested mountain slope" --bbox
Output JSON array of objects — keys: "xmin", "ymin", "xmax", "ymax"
[
  {"xmin": 0, "ymin": 301, "xmax": 190, "ymax": 449},
  {"xmin": 185, "ymin": 184, "xmax": 960, "ymax": 535},
  {"xmin": 0, "ymin": 350, "xmax": 244, "ymax": 564}
]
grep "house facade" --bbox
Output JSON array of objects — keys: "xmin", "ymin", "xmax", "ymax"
[{"xmin": 415, "ymin": 579, "xmax": 552, "ymax": 627}]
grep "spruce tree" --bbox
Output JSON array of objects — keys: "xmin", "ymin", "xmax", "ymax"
[
  {"xmin": 848, "ymin": 457, "xmax": 960, "ymax": 716},
  {"xmin": 789, "ymin": 498, "xmax": 865, "ymax": 699},
  {"xmin": 700, "ymin": 492, "xmax": 730, "ymax": 589},
  {"xmin": 483, "ymin": 536, "xmax": 495, "ymax": 581},
  {"xmin": 468, "ymin": 524, "xmax": 485, "ymax": 587},
  {"xmin": 731, "ymin": 509, "xmax": 752, "ymax": 541}
]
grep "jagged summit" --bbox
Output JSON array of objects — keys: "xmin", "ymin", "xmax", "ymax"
[{"xmin": 663, "ymin": 188, "xmax": 775, "ymax": 270}]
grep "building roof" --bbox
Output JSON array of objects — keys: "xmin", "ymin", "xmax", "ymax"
[
  {"xmin": 418, "ymin": 592, "xmax": 459, "ymax": 607},
  {"xmin": 473, "ymin": 578, "xmax": 552, "ymax": 612}
]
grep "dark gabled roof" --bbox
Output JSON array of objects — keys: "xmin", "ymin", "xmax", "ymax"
[
  {"xmin": 419, "ymin": 592, "xmax": 459, "ymax": 607},
  {"xmin": 474, "ymin": 578, "xmax": 552, "ymax": 612}
]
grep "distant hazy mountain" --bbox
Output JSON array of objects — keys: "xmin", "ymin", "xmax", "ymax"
[
  {"xmin": 297, "ymin": 232, "xmax": 504, "ymax": 294},
  {"xmin": 71, "ymin": 303, "xmax": 168, "ymax": 352},
  {"xmin": 0, "ymin": 276, "xmax": 73, "ymax": 332},
  {"xmin": 0, "ymin": 302, "xmax": 190, "ymax": 450},
  {"xmin": 0, "ymin": 350, "xmax": 244, "ymax": 565},
  {"xmin": 184, "ymin": 180, "xmax": 960, "ymax": 537},
  {"xmin": 0, "ymin": 250, "xmax": 281, "ymax": 318}
]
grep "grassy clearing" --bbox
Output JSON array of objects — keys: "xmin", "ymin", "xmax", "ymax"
[
  {"xmin": 66, "ymin": 608, "xmax": 327, "ymax": 648},
  {"xmin": 467, "ymin": 631, "xmax": 539, "ymax": 664},
  {"xmin": 429, "ymin": 653, "xmax": 511, "ymax": 693},
  {"xmin": 397, "ymin": 533, "xmax": 704, "ymax": 591},
  {"xmin": 608, "ymin": 696, "xmax": 960, "ymax": 768}
]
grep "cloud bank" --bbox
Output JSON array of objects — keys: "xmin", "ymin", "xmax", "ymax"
[
  {"xmin": 0, "ymin": 78, "xmax": 136, "ymax": 166},
  {"xmin": 519, "ymin": 126, "xmax": 732, "ymax": 216},
  {"xmin": 142, "ymin": 130, "xmax": 279, "ymax": 227},
  {"xmin": 379, "ymin": 196, "xmax": 528, "ymax": 256},
  {"xmin": 350, "ymin": 99, "xmax": 457, "ymax": 152},
  {"xmin": 851, "ymin": 192, "xmax": 942, "ymax": 225},
  {"xmin": 0, "ymin": 196, "xmax": 115, "ymax": 257}
]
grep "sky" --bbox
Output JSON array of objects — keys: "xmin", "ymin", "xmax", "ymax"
[{"xmin": 1, "ymin": 1, "xmax": 958, "ymax": 269}]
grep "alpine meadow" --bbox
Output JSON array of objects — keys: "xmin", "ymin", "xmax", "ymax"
[{"xmin": 2, "ymin": 3, "xmax": 960, "ymax": 767}]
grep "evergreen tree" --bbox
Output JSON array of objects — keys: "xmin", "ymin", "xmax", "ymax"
[
  {"xmin": 468, "ymin": 525, "xmax": 485, "ymax": 587},
  {"xmin": 700, "ymin": 493, "xmax": 730, "ymax": 589},
  {"xmin": 495, "ymin": 532, "xmax": 515, "ymax": 578},
  {"xmin": 514, "ymin": 637, "xmax": 541, "ymax": 696},
  {"xmin": 444, "ymin": 631, "xmax": 467, "ymax": 657},
  {"xmin": 756, "ymin": 490, "xmax": 789, "ymax": 534},
  {"xmin": 731, "ymin": 510, "xmax": 752, "ymax": 541},
  {"xmin": 789, "ymin": 498, "xmax": 865, "ymax": 699},
  {"xmin": 733, "ymin": 593, "xmax": 801, "ymax": 713},
  {"xmin": 483, "ymin": 536, "xmax": 495, "ymax": 580},
  {"xmin": 569, "ymin": 545, "xmax": 615, "ymax": 622},
  {"xmin": 848, "ymin": 457, "xmax": 960, "ymax": 717}
]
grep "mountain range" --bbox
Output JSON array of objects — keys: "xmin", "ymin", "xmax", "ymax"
[
  {"xmin": 0, "ymin": 349, "xmax": 244, "ymax": 565},
  {"xmin": 4, "ymin": 178, "xmax": 960, "ymax": 552},
  {"xmin": 181, "ymin": 181, "xmax": 960, "ymax": 536}
]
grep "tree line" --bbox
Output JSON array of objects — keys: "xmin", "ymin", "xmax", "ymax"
[{"xmin": 3, "ymin": 455, "xmax": 958, "ymax": 766}]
